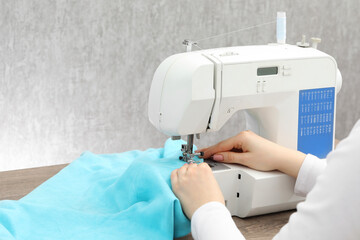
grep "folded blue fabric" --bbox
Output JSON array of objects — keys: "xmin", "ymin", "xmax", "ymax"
[{"xmin": 0, "ymin": 139, "xmax": 197, "ymax": 240}]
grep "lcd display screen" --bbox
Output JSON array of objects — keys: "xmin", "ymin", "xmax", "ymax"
[{"xmin": 257, "ymin": 67, "xmax": 278, "ymax": 76}]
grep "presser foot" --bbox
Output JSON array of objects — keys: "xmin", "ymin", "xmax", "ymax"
[{"xmin": 179, "ymin": 143, "xmax": 204, "ymax": 163}]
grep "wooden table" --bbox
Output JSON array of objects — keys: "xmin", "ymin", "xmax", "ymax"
[{"xmin": 0, "ymin": 165, "xmax": 294, "ymax": 239}]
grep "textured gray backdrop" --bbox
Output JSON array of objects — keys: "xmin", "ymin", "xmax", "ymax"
[{"xmin": 1, "ymin": 0, "xmax": 359, "ymax": 171}]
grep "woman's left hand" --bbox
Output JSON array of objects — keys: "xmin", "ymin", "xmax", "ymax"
[{"xmin": 171, "ymin": 162, "xmax": 225, "ymax": 219}]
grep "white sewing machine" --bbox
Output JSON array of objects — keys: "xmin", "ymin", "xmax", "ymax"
[{"xmin": 148, "ymin": 39, "xmax": 342, "ymax": 217}]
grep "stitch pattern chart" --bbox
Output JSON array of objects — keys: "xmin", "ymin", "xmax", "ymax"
[{"xmin": 297, "ymin": 87, "xmax": 335, "ymax": 158}]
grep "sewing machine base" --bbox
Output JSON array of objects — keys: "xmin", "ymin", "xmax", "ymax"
[{"xmin": 205, "ymin": 159, "xmax": 304, "ymax": 218}]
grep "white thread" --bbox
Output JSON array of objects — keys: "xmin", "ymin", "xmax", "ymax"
[
  {"xmin": 194, "ymin": 44, "xmax": 203, "ymax": 50},
  {"xmin": 194, "ymin": 20, "xmax": 276, "ymax": 43}
]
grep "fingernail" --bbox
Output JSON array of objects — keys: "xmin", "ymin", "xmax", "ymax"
[{"xmin": 213, "ymin": 154, "xmax": 224, "ymax": 161}]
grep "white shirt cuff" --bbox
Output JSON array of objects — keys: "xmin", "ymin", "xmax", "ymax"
[
  {"xmin": 294, "ymin": 154, "xmax": 327, "ymax": 197},
  {"xmin": 191, "ymin": 201, "xmax": 245, "ymax": 240}
]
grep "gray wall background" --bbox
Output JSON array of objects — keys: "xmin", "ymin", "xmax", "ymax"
[{"xmin": 1, "ymin": 0, "xmax": 359, "ymax": 171}]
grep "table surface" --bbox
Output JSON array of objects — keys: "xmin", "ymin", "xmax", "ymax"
[{"xmin": 0, "ymin": 164, "xmax": 294, "ymax": 240}]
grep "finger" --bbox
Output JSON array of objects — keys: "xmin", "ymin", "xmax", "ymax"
[
  {"xmin": 170, "ymin": 169, "xmax": 178, "ymax": 186},
  {"xmin": 198, "ymin": 163, "xmax": 213, "ymax": 177},
  {"xmin": 195, "ymin": 148, "xmax": 207, "ymax": 153},
  {"xmin": 213, "ymin": 151, "xmax": 250, "ymax": 165},
  {"xmin": 198, "ymin": 162, "xmax": 211, "ymax": 170},
  {"xmin": 186, "ymin": 162, "xmax": 198, "ymax": 172},
  {"xmin": 195, "ymin": 148, "xmax": 207, "ymax": 158},
  {"xmin": 177, "ymin": 163, "xmax": 189, "ymax": 177},
  {"xmin": 203, "ymin": 136, "xmax": 240, "ymax": 159},
  {"xmin": 188, "ymin": 162, "xmax": 197, "ymax": 168}
]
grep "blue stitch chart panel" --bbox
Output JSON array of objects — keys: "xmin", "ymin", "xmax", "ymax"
[{"xmin": 297, "ymin": 87, "xmax": 335, "ymax": 158}]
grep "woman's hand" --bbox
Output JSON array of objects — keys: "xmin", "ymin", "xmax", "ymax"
[
  {"xmin": 171, "ymin": 163, "xmax": 224, "ymax": 219},
  {"xmin": 197, "ymin": 130, "xmax": 306, "ymax": 178},
  {"xmin": 171, "ymin": 131, "xmax": 306, "ymax": 219}
]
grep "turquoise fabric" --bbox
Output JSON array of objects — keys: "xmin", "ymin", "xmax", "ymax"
[{"xmin": 0, "ymin": 139, "xmax": 198, "ymax": 240}]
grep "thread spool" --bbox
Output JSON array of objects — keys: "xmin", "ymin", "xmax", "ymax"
[{"xmin": 277, "ymin": 12, "xmax": 286, "ymax": 44}]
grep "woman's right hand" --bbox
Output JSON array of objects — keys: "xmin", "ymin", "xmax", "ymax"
[{"xmin": 196, "ymin": 130, "xmax": 306, "ymax": 178}]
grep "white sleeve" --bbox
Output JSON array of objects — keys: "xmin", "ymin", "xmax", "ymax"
[
  {"xmin": 294, "ymin": 154, "xmax": 327, "ymax": 197},
  {"xmin": 274, "ymin": 120, "xmax": 360, "ymax": 240},
  {"xmin": 191, "ymin": 201, "xmax": 245, "ymax": 240},
  {"xmin": 192, "ymin": 120, "xmax": 360, "ymax": 240}
]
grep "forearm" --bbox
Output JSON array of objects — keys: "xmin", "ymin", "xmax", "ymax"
[
  {"xmin": 276, "ymin": 147, "xmax": 306, "ymax": 178},
  {"xmin": 274, "ymin": 137, "xmax": 339, "ymax": 179}
]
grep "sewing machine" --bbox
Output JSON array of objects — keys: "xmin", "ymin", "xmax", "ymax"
[{"xmin": 148, "ymin": 42, "xmax": 342, "ymax": 217}]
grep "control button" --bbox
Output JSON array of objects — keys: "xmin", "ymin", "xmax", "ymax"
[
  {"xmin": 256, "ymin": 81, "xmax": 261, "ymax": 93},
  {"xmin": 283, "ymin": 65, "xmax": 291, "ymax": 70},
  {"xmin": 262, "ymin": 81, "xmax": 266, "ymax": 92},
  {"xmin": 283, "ymin": 70, "xmax": 291, "ymax": 76}
]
